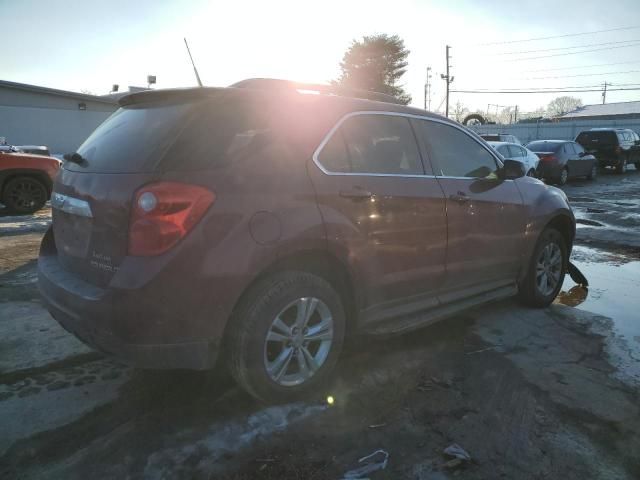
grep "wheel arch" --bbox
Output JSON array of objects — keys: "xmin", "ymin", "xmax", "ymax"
[
  {"xmin": 0, "ymin": 169, "xmax": 53, "ymax": 198},
  {"xmin": 545, "ymin": 214, "xmax": 575, "ymax": 260},
  {"xmin": 224, "ymin": 249, "xmax": 359, "ymax": 342}
]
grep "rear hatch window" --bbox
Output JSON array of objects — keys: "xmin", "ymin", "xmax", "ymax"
[
  {"xmin": 68, "ymin": 92, "xmax": 270, "ymax": 173},
  {"xmin": 480, "ymin": 135, "xmax": 500, "ymax": 141},
  {"xmin": 526, "ymin": 142, "xmax": 562, "ymax": 153},
  {"xmin": 575, "ymin": 131, "xmax": 618, "ymax": 146}
]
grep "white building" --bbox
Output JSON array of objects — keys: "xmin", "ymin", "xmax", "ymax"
[{"xmin": 0, "ymin": 80, "xmax": 122, "ymax": 155}]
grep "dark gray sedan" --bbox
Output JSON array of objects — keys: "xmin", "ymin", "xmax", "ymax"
[{"xmin": 526, "ymin": 140, "xmax": 597, "ymax": 186}]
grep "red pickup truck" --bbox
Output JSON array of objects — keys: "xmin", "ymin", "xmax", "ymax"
[{"xmin": 0, "ymin": 149, "xmax": 61, "ymax": 214}]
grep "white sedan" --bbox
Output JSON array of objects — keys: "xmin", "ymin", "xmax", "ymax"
[{"xmin": 487, "ymin": 141, "xmax": 540, "ymax": 177}]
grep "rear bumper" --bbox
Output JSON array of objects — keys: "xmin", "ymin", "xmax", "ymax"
[
  {"xmin": 37, "ymin": 231, "xmax": 221, "ymax": 370},
  {"xmin": 536, "ymin": 162, "xmax": 562, "ymax": 180},
  {"xmin": 595, "ymin": 155, "xmax": 624, "ymax": 167}
]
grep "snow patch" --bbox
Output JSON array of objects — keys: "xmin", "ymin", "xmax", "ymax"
[{"xmin": 143, "ymin": 402, "xmax": 326, "ymax": 478}]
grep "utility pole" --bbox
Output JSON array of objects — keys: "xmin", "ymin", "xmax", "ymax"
[
  {"xmin": 424, "ymin": 66, "xmax": 432, "ymax": 110},
  {"xmin": 602, "ymin": 81, "xmax": 609, "ymax": 104},
  {"xmin": 441, "ymin": 46, "xmax": 453, "ymax": 118},
  {"xmin": 514, "ymin": 105, "xmax": 518, "ymax": 124}
]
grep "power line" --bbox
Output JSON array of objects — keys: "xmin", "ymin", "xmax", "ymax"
[
  {"xmin": 451, "ymin": 87, "xmax": 640, "ymax": 94},
  {"xmin": 518, "ymin": 69, "xmax": 640, "ymax": 80},
  {"xmin": 476, "ymin": 25, "xmax": 640, "ymax": 46},
  {"xmin": 521, "ymin": 60, "xmax": 640, "ymax": 73},
  {"xmin": 454, "ymin": 83, "xmax": 640, "ymax": 92},
  {"xmin": 488, "ymin": 39, "xmax": 640, "ymax": 56},
  {"xmin": 504, "ymin": 42, "xmax": 640, "ymax": 61}
]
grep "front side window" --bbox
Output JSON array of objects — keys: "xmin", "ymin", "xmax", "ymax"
[
  {"xmin": 316, "ymin": 114, "xmax": 423, "ymax": 175},
  {"xmin": 416, "ymin": 120, "xmax": 499, "ymax": 178}
]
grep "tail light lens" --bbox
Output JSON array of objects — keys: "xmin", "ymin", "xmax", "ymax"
[
  {"xmin": 128, "ymin": 182, "xmax": 215, "ymax": 256},
  {"xmin": 539, "ymin": 154, "xmax": 557, "ymax": 162}
]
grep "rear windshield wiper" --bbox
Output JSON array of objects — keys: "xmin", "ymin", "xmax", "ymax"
[{"xmin": 63, "ymin": 152, "xmax": 87, "ymax": 165}]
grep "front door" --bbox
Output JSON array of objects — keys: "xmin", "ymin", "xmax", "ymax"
[
  {"xmin": 308, "ymin": 113, "xmax": 447, "ymax": 316},
  {"xmin": 412, "ymin": 119, "xmax": 526, "ymax": 301}
]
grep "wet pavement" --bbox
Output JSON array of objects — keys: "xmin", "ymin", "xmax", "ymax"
[{"xmin": 1, "ymin": 171, "xmax": 640, "ymax": 479}]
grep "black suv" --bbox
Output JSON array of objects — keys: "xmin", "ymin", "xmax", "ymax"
[{"xmin": 575, "ymin": 128, "xmax": 640, "ymax": 173}]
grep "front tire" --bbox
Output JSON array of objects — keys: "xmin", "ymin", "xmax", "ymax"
[
  {"xmin": 1, "ymin": 176, "xmax": 48, "ymax": 214},
  {"xmin": 518, "ymin": 228, "xmax": 567, "ymax": 308},
  {"xmin": 228, "ymin": 271, "xmax": 346, "ymax": 403}
]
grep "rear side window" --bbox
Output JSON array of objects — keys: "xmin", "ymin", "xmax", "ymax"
[
  {"xmin": 576, "ymin": 131, "xmax": 618, "ymax": 146},
  {"xmin": 417, "ymin": 121, "xmax": 498, "ymax": 178},
  {"xmin": 72, "ymin": 94, "xmax": 270, "ymax": 173},
  {"xmin": 317, "ymin": 114, "xmax": 423, "ymax": 175}
]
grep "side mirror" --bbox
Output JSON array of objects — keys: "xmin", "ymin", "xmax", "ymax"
[{"xmin": 501, "ymin": 159, "xmax": 526, "ymax": 179}]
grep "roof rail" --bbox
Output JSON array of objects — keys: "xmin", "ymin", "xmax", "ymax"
[{"xmin": 230, "ymin": 78, "xmax": 403, "ymax": 105}]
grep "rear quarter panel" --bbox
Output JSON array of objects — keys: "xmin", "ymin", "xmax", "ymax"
[{"xmin": 154, "ymin": 137, "xmax": 327, "ymax": 340}]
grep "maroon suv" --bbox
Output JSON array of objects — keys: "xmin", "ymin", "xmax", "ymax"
[{"xmin": 38, "ymin": 80, "xmax": 575, "ymax": 402}]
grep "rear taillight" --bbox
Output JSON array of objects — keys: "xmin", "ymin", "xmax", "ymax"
[
  {"xmin": 539, "ymin": 154, "xmax": 557, "ymax": 162},
  {"xmin": 128, "ymin": 182, "xmax": 215, "ymax": 256}
]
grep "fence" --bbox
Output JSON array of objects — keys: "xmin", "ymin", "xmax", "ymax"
[{"xmin": 469, "ymin": 118, "xmax": 640, "ymax": 144}]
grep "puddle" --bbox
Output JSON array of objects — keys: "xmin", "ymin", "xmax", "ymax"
[
  {"xmin": 557, "ymin": 245, "xmax": 640, "ymax": 385},
  {"xmin": 576, "ymin": 219, "xmax": 603, "ymax": 227}
]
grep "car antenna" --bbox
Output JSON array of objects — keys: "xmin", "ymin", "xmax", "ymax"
[{"xmin": 184, "ymin": 37, "xmax": 203, "ymax": 87}]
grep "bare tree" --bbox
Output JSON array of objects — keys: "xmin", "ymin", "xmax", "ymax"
[
  {"xmin": 547, "ymin": 96, "xmax": 583, "ymax": 117},
  {"xmin": 452, "ymin": 101, "xmax": 469, "ymax": 122}
]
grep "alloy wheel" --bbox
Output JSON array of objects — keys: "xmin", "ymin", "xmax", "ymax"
[
  {"xmin": 560, "ymin": 169, "xmax": 568, "ymax": 185},
  {"xmin": 263, "ymin": 297, "xmax": 333, "ymax": 387},
  {"xmin": 536, "ymin": 243, "xmax": 563, "ymax": 297}
]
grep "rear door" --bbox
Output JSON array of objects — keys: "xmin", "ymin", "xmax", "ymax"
[
  {"xmin": 565, "ymin": 143, "xmax": 583, "ymax": 176},
  {"xmin": 413, "ymin": 119, "xmax": 526, "ymax": 300},
  {"xmin": 308, "ymin": 112, "xmax": 447, "ymax": 314},
  {"xmin": 571, "ymin": 142, "xmax": 591, "ymax": 175}
]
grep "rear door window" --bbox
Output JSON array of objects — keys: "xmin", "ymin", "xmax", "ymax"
[
  {"xmin": 317, "ymin": 114, "xmax": 424, "ymax": 175},
  {"xmin": 507, "ymin": 145, "xmax": 524, "ymax": 158},
  {"xmin": 416, "ymin": 121, "xmax": 499, "ymax": 178}
]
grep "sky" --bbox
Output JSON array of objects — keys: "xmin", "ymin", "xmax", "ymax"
[{"xmin": 2, "ymin": 0, "xmax": 640, "ymax": 117}]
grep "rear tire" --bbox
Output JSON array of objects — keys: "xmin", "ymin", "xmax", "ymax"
[
  {"xmin": 518, "ymin": 228, "xmax": 567, "ymax": 308},
  {"xmin": 616, "ymin": 156, "xmax": 627, "ymax": 174},
  {"xmin": 1, "ymin": 176, "xmax": 48, "ymax": 214},
  {"xmin": 556, "ymin": 167, "xmax": 568, "ymax": 186},
  {"xmin": 228, "ymin": 271, "xmax": 346, "ymax": 403}
]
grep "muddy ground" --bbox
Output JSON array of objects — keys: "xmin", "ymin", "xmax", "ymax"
[{"xmin": 1, "ymin": 169, "xmax": 639, "ymax": 479}]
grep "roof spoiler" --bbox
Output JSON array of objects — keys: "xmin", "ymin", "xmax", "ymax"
[
  {"xmin": 118, "ymin": 87, "xmax": 227, "ymax": 107},
  {"xmin": 230, "ymin": 78, "xmax": 404, "ymax": 105}
]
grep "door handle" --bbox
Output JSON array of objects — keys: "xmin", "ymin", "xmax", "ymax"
[
  {"xmin": 340, "ymin": 188, "xmax": 373, "ymax": 199},
  {"xmin": 449, "ymin": 191, "xmax": 469, "ymax": 203}
]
